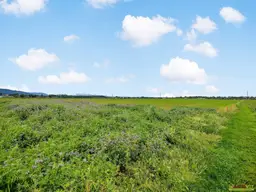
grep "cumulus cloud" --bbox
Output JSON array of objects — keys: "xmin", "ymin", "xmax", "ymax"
[
  {"xmin": 152, "ymin": 90, "xmax": 196, "ymax": 98},
  {"xmin": 10, "ymin": 48, "xmax": 59, "ymax": 71},
  {"xmin": 120, "ymin": 15, "xmax": 179, "ymax": 47},
  {"xmin": 64, "ymin": 35, "xmax": 80, "ymax": 43},
  {"xmin": 192, "ymin": 16, "xmax": 217, "ymax": 34},
  {"xmin": 205, "ymin": 85, "xmax": 219, "ymax": 94},
  {"xmin": 180, "ymin": 90, "xmax": 197, "ymax": 97},
  {"xmin": 0, "ymin": 84, "xmax": 30, "ymax": 92},
  {"xmin": 147, "ymin": 88, "xmax": 175, "ymax": 98},
  {"xmin": 105, "ymin": 74, "xmax": 135, "ymax": 83},
  {"xmin": 161, "ymin": 93, "xmax": 175, "ymax": 98},
  {"xmin": 220, "ymin": 7, "xmax": 245, "ymax": 24},
  {"xmin": 86, "ymin": 0, "xmax": 119, "ymax": 9},
  {"xmin": 184, "ymin": 42, "xmax": 218, "ymax": 58},
  {"xmin": 186, "ymin": 29, "xmax": 197, "ymax": 42},
  {"xmin": 38, "ymin": 70, "xmax": 91, "ymax": 84},
  {"xmin": 160, "ymin": 57, "xmax": 208, "ymax": 85},
  {"xmin": 0, "ymin": 0, "xmax": 48, "ymax": 15}
]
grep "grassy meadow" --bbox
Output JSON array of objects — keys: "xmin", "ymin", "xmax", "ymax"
[
  {"xmin": 85, "ymin": 98, "xmax": 238, "ymax": 109},
  {"xmin": 0, "ymin": 98, "xmax": 255, "ymax": 191},
  {"xmin": 4, "ymin": 98, "xmax": 238, "ymax": 109}
]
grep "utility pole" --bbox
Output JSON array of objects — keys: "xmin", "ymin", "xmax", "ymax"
[{"xmin": 247, "ymin": 91, "xmax": 249, "ymax": 99}]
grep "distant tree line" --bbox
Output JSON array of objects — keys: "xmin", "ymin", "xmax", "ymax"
[
  {"xmin": 48, "ymin": 94, "xmax": 108, "ymax": 98},
  {"xmin": 1, "ymin": 93, "xmax": 255, "ymax": 100},
  {"xmin": 9, "ymin": 94, "xmax": 45, "ymax": 98}
]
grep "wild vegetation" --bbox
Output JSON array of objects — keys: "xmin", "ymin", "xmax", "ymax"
[
  {"xmin": 1, "ymin": 98, "xmax": 237, "ymax": 109},
  {"xmin": 0, "ymin": 98, "xmax": 255, "ymax": 191}
]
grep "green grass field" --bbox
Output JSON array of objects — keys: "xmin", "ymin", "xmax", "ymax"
[
  {"xmin": 3, "ymin": 98, "xmax": 238, "ymax": 109},
  {"xmin": 0, "ymin": 98, "xmax": 255, "ymax": 191},
  {"xmin": 84, "ymin": 98, "xmax": 237, "ymax": 109}
]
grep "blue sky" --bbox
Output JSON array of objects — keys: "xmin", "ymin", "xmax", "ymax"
[{"xmin": 0, "ymin": 0, "xmax": 255, "ymax": 97}]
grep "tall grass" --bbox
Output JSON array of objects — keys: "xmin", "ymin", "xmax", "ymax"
[{"xmin": 0, "ymin": 99, "xmax": 228, "ymax": 191}]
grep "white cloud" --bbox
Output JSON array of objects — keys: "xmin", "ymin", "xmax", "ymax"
[
  {"xmin": 161, "ymin": 93, "xmax": 175, "ymax": 98},
  {"xmin": 86, "ymin": 0, "xmax": 119, "ymax": 9},
  {"xmin": 220, "ymin": 7, "xmax": 245, "ymax": 24},
  {"xmin": 38, "ymin": 70, "xmax": 91, "ymax": 84},
  {"xmin": 160, "ymin": 57, "xmax": 208, "ymax": 85},
  {"xmin": 0, "ymin": 0, "xmax": 48, "ymax": 15},
  {"xmin": 205, "ymin": 85, "xmax": 219, "ymax": 94},
  {"xmin": 93, "ymin": 59, "xmax": 110, "ymax": 68},
  {"xmin": 120, "ymin": 15, "xmax": 178, "ymax": 47},
  {"xmin": 152, "ymin": 90, "xmax": 196, "ymax": 98},
  {"xmin": 192, "ymin": 16, "xmax": 217, "ymax": 34},
  {"xmin": 64, "ymin": 35, "xmax": 80, "ymax": 43},
  {"xmin": 0, "ymin": 84, "xmax": 30, "ymax": 92},
  {"xmin": 184, "ymin": 42, "xmax": 218, "ymax": 58},
  {"xmin": 105, "ymin": 74, "xmax": 135, "ymax": 83},
  {"xmin": 186, "ymin": 29, "xmax": 197, "ymax": 42},
  {"xmin": 10, "ymin": 48, "xmax": 59, "ymax": 71}
]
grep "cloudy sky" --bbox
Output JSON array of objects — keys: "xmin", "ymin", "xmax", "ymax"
[{"xmin": 0, "ymin": 0, "xmax": 255, "ymax": 97}]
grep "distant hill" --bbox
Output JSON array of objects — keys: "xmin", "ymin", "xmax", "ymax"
[{"xmin": 0, "ymin": 88, "xmax": 47, "ymax": 96}]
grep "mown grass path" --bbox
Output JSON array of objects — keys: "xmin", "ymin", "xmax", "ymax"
[
  {"xmin": 224, "ymin": 104, "xmax": 256, "ymax": 185},
  {"xmin": 194, "ymin": 103, "xmax": 256, "ymax": 191}
]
